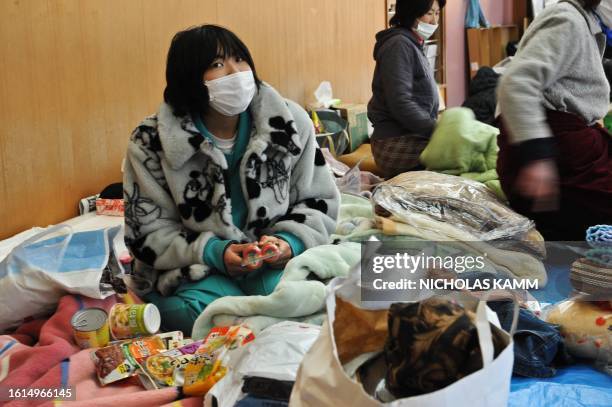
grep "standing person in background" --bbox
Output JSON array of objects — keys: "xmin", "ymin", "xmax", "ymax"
[
  {"xmin": 368, "ymin": 0, "xmax": 446, "ymax": 178},
  {"xmin": 123, "ymin": 25, "xmax": 340, "ymax": 334},
  {"xmin": 497, "ymin": 0, "xmax": 612, "ymax": 240}
]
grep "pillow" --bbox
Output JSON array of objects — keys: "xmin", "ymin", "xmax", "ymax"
[{"xmin": 546, "ymin": 300, "xmax": 611, "ymax": 361}]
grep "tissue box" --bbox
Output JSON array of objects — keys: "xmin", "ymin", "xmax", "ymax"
[
  {"xmin": 96, "ymin": 199, "xmax": 124, "ymax": 216},
  {"xmin": 332, "ymin": 103, "xmax": 369, "ymax": 152}
]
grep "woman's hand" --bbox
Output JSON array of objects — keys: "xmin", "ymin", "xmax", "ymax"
[
  {"xmin": 259, "ymin": 235, "xmax": 292, "ymax": 269},
  {"xmin": 514, "ymin": 159, "xmax": 560, "ymax": 212},
  {"xmin": 223, "ymin": 243, "xmax": 253, "ymax": 277}
]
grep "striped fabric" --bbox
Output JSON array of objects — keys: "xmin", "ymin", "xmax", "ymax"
[{"xmin": 570, "ymin": 258, "xmax": 612, "ymax": 296}]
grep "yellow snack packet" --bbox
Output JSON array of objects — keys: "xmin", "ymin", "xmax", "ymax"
[{"xmin": 183, "ymin": 325, "xmax": 254, "ymax": 396}]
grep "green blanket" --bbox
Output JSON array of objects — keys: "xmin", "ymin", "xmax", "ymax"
[
  {"xmin": 191, "ymin": 242, "xmax": 361, "ymax": 337},
  {"xmin": 420, "ymin": 107, "xmax": 506, "ymax": 200},
  {"xmin": 331, "ymin": 193, "xmax": 384, "ymax": 242}
]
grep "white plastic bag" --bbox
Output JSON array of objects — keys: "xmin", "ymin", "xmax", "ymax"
[
  {"xmin": 237, "ymin": 321, "xmax": 321, "ymax": 381},
  {"xmin": 290, "ymin": 263, "xmax": 517, "ymax": 407},
  {"xmin": 313, "ymin": 81, "xmax": 340, "ymax": 108},
  {"xmin": 0, "ymin": 224, "xmax": 121, "ymax": 332},
  {"xmin": 205, "ymin": 321, "xmax": 321, "ymax": 407}
]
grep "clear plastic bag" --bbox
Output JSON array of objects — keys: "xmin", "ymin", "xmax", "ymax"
[
  {"xmin": 335, "ymin": 164, "xmax": 363, "ymax": 195},
  {"xmin": 321, "ymin": 148, "xmax": 350, "ymax": 176},
  {"xmin": 372, "ymin": 171, "xmax": 536, "ymax": 242},
  {"xmin": 335, "ymin": 160, "xmax": 384, "ymax": 196}
]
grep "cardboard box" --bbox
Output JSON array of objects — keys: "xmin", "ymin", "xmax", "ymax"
[{"xmin": 332, "ymin": 103, "xmax": 369, "ymax": 152}]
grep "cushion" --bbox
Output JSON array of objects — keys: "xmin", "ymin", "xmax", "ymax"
[{"xmin": 337, "ymin": 143, "xmax": 382, "ymax": 177}]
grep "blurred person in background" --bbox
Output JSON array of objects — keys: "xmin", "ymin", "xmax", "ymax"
[{"xmin": 497, "ymin": 0, "xmax": 612, "ymax": 240}]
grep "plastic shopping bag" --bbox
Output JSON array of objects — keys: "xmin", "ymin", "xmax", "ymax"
[
  {"xmin": 205, "ymin": 321, "xmax": 321, "ymax": 407},
  {"xmin": 0, "ymin": 224, "xmax": 121, "ymax": 332}
]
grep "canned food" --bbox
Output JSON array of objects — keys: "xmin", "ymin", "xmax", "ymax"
[
  {"xmin": 71, "ymin": 308, "xmax": 110, "ymax": 349},
  {"xmin": 109, "ymin": 303, "xmax": 161, "ymax": 339}
]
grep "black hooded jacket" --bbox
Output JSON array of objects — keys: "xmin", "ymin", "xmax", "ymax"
[
  {"xmin": 462, "ymin": 66, "xmax": 500, "ymax": 126},
  {"xmin": 367, "ymin": 27, "xmax": 439, "ymax": 140}
]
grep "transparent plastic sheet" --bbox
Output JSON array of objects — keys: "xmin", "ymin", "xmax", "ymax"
[
  {"xmin": 335, "ymin": 164, "xmax": 362, "ymax": 195},
  {"xmin": 321, "ymin": 148, "xmax": 350, "ymax": 177},
  {"xmin": 334, "ymin": 160, "xmax": 384, "ymax": 198},
  {"xmin": 372, "ymin": 171, "xmax": 537, "ymax": 243}
]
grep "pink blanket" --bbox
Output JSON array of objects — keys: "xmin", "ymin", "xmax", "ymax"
[{"xmin": 0, "ymin": 294, "xmax": 203, "ymax": 407}]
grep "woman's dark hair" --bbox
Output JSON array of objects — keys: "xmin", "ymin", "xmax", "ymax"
[
  {"xmin": 163, "ymin": 24, "xmax": 261, "ymax": 117},
  {"xmin": 390, "ymin": 0, "xmax": 446, "ymax": 28},
  {"xmin": 582, "ymin": 0, "xmax": 602, "ymax": 9}
]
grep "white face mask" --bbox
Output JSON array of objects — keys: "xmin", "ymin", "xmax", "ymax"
[
  {"xmin": 415, "ymin": 21, "xmax": 438, "ymax": 40},
  {"xmin": 204, "ymin": 70, "xmax": 256, "ymax": 116},
  {"xmin": 597, "ymin": 0, "xmax": 612, "ymax": 28}
]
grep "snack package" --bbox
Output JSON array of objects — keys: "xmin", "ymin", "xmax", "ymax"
[
  {"xmin": 92, "ymin": 331, "xmax": 182, "ymax": 386},
  {"xmin": 106, "ymin": 330, "xmax": 182, "ymax": 347},
  {"xmin": 183, "ymin": 326, "xmax": 255, "ymax": 396},
  {"xmin": 96, "ymin": 198, "xmax": 124, "ymax": 216},
  {"xmin": 139, "ymin": 340, "xmax": 203, "ymax": 389},
  {"xmin": 154, "ymin": 330, "xmax": 184, "ymax": 348},
  {"xmin": 197, "ymin": 325, "xmax": 255, "ymax": 354},
  {"xmin": 93, "ymin": 336, "xmax": 165, "ymax": 385},
  {"xmin": 183, "ymin": 351, "xmax": 228, "ymax": 396},
  {"xmin": 169, "ymin": 338, "xmax": 195, "ymax": 350}
]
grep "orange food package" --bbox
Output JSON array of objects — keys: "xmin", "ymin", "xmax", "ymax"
[
  {"xmin": 92, "ymin": 332, "xmax": 181, "ymax": 386},
  {"xmin": 138, "ymin": 340, "xmax": 203, "ymax": 389},
  {"xmin": 183, "ymin": 326, "xmax": 254, "ymax": 396}
]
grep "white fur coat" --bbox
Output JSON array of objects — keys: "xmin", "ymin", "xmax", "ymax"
[{"xmin": 123, "ymin": 83, "xmax": 340, "ymax": 295}]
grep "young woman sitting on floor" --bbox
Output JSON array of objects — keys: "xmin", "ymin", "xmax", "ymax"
[{"xmin": 123, "ymin": 25, "xmax": 340, "ymax": 334}]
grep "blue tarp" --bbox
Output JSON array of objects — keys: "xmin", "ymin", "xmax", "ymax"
[
  {"xmin": 510, "ymin": 365, "xmax": 612, "ymax": 407},
  {"xmin": 509, "ymin": 245, "xmax": 611, "ymax": 406}
]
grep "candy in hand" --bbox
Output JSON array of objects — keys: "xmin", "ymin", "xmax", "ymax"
[
  {"xmin": 260, "ymin": 242, "xmax": 281, "ymax": 263},
  {"xmin": 242, "ymin": 244, "xmax": 263, "ymax": 270}
]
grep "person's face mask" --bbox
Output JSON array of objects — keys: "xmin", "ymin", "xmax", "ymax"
[
  {"xmin": 415, "ymin": 20, "xmax": 438, "ymax": 40},
  {"xmin": 204, "ymin": 70, "xmax": 256, "ymax": 116},
  {"xmin": 597, "ymin": 0, "xmax": 612, "ymax": 28}
]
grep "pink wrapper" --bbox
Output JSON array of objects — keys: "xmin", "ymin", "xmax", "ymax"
[{"xmin": 96, "ymin": 199, "xmax": 124, "ymax": 216}]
